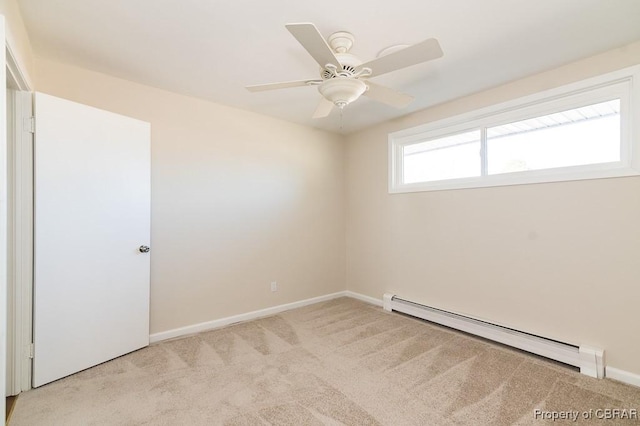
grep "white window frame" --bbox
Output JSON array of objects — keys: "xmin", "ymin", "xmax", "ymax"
[{"xmin": 389, "ymin": 65, "xmax": 640, "ymax": 193}]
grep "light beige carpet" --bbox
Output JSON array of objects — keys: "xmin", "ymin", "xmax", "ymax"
[{"xmin": 10, "ymin": 297, "xmax": 640, "ymax": 425}]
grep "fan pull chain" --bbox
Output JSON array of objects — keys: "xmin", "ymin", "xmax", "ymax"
[{"xmin": 340, "ymin": 107, "xmax": 343, "ymax": 130}]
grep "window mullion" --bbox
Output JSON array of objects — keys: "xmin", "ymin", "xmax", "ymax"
[{"xmin": 480, "ymin": 127, "xmax": 488, "ymax": 176}]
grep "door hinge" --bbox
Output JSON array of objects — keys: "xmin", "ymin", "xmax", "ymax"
[
  {"xmin": 23, "ymin": 116, "xmax": 35, "ymax": 133},
  {"xmin": 26, "ymin": 343, "xmax": 34, "ymax": 359}
]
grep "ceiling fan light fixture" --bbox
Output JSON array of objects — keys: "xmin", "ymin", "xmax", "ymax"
[{"xmin": 318, "ymin": 78, "xmax": 367, "ymax": 109}]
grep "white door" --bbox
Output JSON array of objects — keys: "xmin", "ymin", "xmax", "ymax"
[{"xmin": 33, "ymin": 92, "xmax": 150, "ymax": 387}]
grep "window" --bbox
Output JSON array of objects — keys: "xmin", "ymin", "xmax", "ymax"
[
  {"xmin": 389, "ymin": 66, "xmax": 640, "ymax": 193},
  {"xmin": 403, "ymin": 130, "xmax": 481, "ymax": 183},
  {"xmin": 487, "ymin": 100, "xmax": 620, "ymax": 175}
]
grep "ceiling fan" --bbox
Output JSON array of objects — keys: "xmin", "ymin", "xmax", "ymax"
[{"xmin": 245, "ymin": 23, "xmax": 444, "ymax": 118}]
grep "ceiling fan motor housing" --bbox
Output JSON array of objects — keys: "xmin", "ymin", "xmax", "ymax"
[{"xmin": 321, "ymin": 53, "xmax": 362, "ymax": 79}]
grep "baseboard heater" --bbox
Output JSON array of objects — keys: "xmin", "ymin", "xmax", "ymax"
[{"xmin": 383, "ymin": 294, "xmax": 604, "ymax": 379}]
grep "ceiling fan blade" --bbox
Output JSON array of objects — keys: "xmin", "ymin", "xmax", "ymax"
[
  {"xmin": 286, "ymin": 23, "xmax": 341, "ymax": 69},
  {"xmin": 246, "ymin": 79, "xmax": 321, "ymax": 92},
  {"xmin": 357, "ymin": 38, "xmax": 443, "ymax": 77},
  {"xmin": 364, "ymin": 81, "xmax": 414, "ymax": 108},
  {"xmin": 312, "ymin": 97, "xmax": 334, "ymax": 119}
]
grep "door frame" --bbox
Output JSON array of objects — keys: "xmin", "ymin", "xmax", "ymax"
[
  {"xmin": 5, "ymin": 38, "xmax": 33, "ymax": 397},
  {"xmin": 1, "ymin": 16, "xmax": 6, "ymax": 416}
]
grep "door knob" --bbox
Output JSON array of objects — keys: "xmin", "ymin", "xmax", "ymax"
[{"xmin": 139, "ymin": 245, "xmax": 150, "ymax": 253}]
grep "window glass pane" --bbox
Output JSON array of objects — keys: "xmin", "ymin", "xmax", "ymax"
[
  {"xmin": 487, "ymin": 99, "xmax": 620, "ymax": 175},
  {"xmin": 403, "ymin": 130, "xmax": 481, "ymax": 184}
]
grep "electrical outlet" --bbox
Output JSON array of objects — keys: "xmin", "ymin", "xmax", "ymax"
[{"xmin": 270, "ymin": 281, "xmax": 278, "ymax": 292}]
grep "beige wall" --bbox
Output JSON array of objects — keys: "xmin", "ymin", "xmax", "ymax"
[
  {"xmin": 0, "ymin": 0, "xmax": 34, "ymax": 86},
  {"xmin": 35, "ymin": 58, "xmax": 345, "ymax": 334},
  {"xmin": 346, "ymin": 41, "xmax": 640, "ymax": 375}
]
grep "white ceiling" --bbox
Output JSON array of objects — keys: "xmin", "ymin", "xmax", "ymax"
[{"xmin": 17, "ymin": 0, "xmax": 640, "ymax": 134}]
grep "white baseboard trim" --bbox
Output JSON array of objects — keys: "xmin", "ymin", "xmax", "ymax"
[
  {"xmin": 150, "ymin": 291, "xmax": 347, "ymax": 343},
  {"xmin": 606, "ymin": 367, "xmax": 640, "ymax": 388},
  {"xmin": 345, "ymin": 291, "xmax": 384, "ymax": 307}
]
